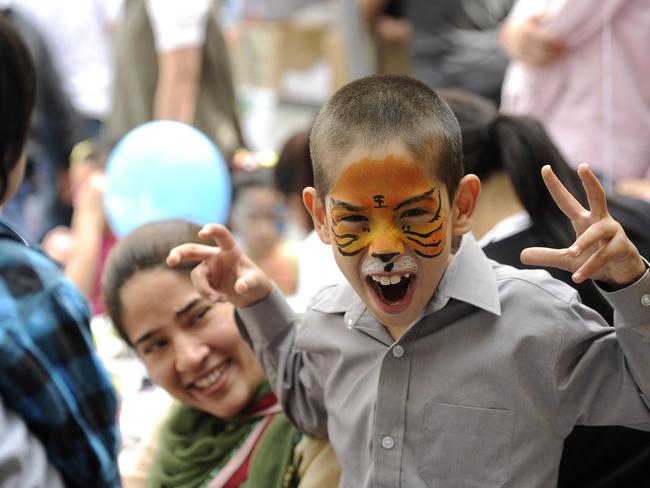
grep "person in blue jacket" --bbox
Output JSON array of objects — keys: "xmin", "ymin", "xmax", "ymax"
[{"xmin": 0, "ymin": 15, "xmax": 120, "ymax": 487}]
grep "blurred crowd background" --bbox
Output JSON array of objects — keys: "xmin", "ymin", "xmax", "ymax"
[{"xmin": 1, "ymin": 0, "xmax": 649, "ymax": 484}]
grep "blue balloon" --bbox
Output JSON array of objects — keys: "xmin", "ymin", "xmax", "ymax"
[{"xmin": 104, "ymin": 121, "xmax": 232, "ymax": 238}]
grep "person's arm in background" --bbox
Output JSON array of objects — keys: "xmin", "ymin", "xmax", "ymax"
[
  {"xmin": 359, "ymin": 0, "xmax": 387, "ymax": 25},
  {"xmin": 154, "ymin": 47, "xmax": 202, "ymax": 123},
  {"xmin": 407, "ymin": 0, "xmax": 516, "ymax": 104},
  {"xmin": 499, "ymin": 1, "xmax": 566, "ymax": 68},
  {"xmin": 40, "ymin": 155, "xmax": 107, "ymax": 304},
  {"xmin": 144, "ymin": 0, "xmax": 211, "ymax": 124},
  {"xmin": 359, "ymin": 0, "xmax": 411, "ymax": 45},
  {"xmin": 615, "ymin": 179, "xmax": 650, "ymax": 203},
  {"xmin": 500, "ymin": 0, "xmax": 627, "ymax": 67},
  {"xmin": 64, "ymin": 165, "xmax": 107, "ymax": 300},
  {"xmin": 541, "ymin": 0, "xmax": 627, "ymax": 48}
]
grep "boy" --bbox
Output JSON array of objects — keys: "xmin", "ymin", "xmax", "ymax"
[{"xmin": 168, "ymin": 75, "xmax": 650, "ymax": 487}]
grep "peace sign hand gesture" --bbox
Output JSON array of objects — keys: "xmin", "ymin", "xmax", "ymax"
[
  {"xmin": 521, "ymin": 164, "xmax": 647, "ymax": 289},
  {"xmin": 166, "ymin": 224, "xmax": 273, "ymax": 308}
]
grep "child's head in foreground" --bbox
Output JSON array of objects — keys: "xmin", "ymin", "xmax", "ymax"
[
  {"xmin": 0, "ymin": 16, "xmax": 35, "ymax": 208},
  {"xmin": 303, "ymin": 75, "xmax": 480, "ymax": 337}
]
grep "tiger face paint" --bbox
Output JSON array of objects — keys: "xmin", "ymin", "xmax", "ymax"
[
  {"xmin": 324, "ymin": 152, "xmax": 454, "ymax": 335},
  {"xmin": 329, "ymin": 155, "xmax": 447, "ymax": 260}
]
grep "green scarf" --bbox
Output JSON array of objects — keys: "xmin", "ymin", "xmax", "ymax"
[{"xmin": 149, "ymin": 383, "xmax": 301, "ymax": 488}]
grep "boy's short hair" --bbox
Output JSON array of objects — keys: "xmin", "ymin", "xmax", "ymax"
[
  {"xmin": 309, "ymin": 75, "xmax": 463, "ymax": 201},
  {"xmin": 0, "ymin": 15, "xmax": 36, "ymax": 202}
]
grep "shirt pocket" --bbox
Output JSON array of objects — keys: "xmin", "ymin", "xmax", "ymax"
[{"xmin": 417, "ymin": 401, "xmax": 515, "ymax": 488}]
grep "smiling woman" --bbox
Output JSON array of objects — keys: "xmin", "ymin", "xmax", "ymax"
[{"xmin": 102, "ymin": 219, "xmax": 340, "ymax": 488}]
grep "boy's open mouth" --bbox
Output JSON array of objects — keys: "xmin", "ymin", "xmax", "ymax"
[{"xmin": 366, "ymin": 273, "xmax": 415, "ymax": 307}]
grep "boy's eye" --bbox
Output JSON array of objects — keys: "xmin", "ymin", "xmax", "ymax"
[
  {"xmin": 339, "ymin": 215, "xmax": 368, "ymax": 223},
  {"xmin": 400, "ymin": 208, "xmax": 431, "ymax": 220}
]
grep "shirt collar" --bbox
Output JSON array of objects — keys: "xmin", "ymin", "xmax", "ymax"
[
  {"xmin": 310, "ymin": 233, "xmax": 501, "ymax": 321},
  {"xmin": 0, "ymin": 219, "xmax": 29, "ymax": 246},
  {"xmin": 477, "ymin": 211, "xmax": 531, "ymax": 247},
  {"xmin": 310, "ymin": 282, "xmax": 365, "ymax": 315},
  {"xmin": 426, "ymin": 233, "xmax": 501, "ymax": 317}
]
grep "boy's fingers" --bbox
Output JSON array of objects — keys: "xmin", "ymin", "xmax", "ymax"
[
  {"xmin": 574, "ymin": 232, "xmax": 645, "ymax": 285},
  {"xmin": 234, "ymin": 270, "xmax": 263, "ymax": 296},
  {"xmin": 520, "ymin": 246, "xmax": 574, "ymax": 271},
  {"xmin": 570, "ymin": 219, "xmax": 619, "ymax": 257},
  {"xmin": 166, "ymin": 243, "xmax": 218, "ymax": 267},
  {"xmin": 191, "ymin": 261, "xmax": 222, "ymax": 300},
  {"xmin": 234, "ymin": 276, "xmax": 251, "ymax": 296},
  {"xmin": 571, "ymin": 246, "xmax": 612, "ymax": 283},
  {"xmin": 577, "ymin": 163, "xmax": 608, "ymax": 219},
  {"xmin": 198, "ymin": 224, "xmax": 238, "ymax": 251},
  {"xmin": 541, "ymin": 165, "xmax": 585, "ymax": 219}
]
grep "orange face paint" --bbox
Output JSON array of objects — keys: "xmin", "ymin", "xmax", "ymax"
[{"xmin": 328, "ymin": 155, "xmax": 447, "ymax": 258}]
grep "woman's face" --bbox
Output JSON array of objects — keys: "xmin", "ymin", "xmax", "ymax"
[
  {"xmin": 231, "ymin": 186, "xmax": 285, "ymax": 259},
  {"xmin": 119, "ymin": 267, "xmax": 265, "ymax": 418}
]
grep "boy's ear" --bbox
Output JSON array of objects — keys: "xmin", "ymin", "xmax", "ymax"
[
  {"xmin": 451, "ymin": 174, "xmax": 481, "ymax": 236},
  {"xmin": 303, "ymin": 187, "xmax": 331, "ymax": 244}
]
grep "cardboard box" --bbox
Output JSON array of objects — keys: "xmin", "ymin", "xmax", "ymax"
[{"xmin": 228, "ymin": 18, "xmax": 347, "ymax": 100}]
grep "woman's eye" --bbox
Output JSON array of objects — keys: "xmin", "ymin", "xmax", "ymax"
[
  {"xmin": 190, "ymin": 305, "xmax": 212, "ymax": 326},
  {"xmin": 143, "ymin": 339, "xmax": 168, "ymax": 355}
]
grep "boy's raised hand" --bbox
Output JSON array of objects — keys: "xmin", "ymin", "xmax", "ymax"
[
  {"xmin": 521, "ymin": 164, "xmax": 647, "ymax": 289},
  {"xmin": 166, "ymin": 223, "xmax": 273, "ymax": 308}
]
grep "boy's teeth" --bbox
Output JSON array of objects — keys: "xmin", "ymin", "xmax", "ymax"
[{"xmin": 370, "ymin": 274, "xmax": 410, "ymax": 285}]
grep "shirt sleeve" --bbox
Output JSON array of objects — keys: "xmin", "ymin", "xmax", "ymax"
[
  {"xmin": 550, "ymin": 265, "xmax": 650, "ymax": 433},
  {"xmin": 0, "ymin": 398, "xmax": 65, "ymax": 488},
  {"xmin": 236, "ymin": 287, "xmax": 329, "ymax": 438},
  {"xmin": 598, "ymin": 263, "xmax": 650, "ymax": 400},
  {"xmin": 144, "ymin": 0, "xmax": 212, "ymax": 52}
]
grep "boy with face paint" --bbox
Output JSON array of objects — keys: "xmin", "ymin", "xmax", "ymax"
[{"xmin": 168, "ymin": 75, "xmax": 650, "ymax": 488}]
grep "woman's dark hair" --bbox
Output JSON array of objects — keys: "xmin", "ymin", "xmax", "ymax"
[
  {"xmin": 441, "ymin": 88, "xmax": 650, "ymax": 253},
  {"xmin": 440, "ymin": 88, "xmax": 589, "ymax": 249},
  {"xmin": 273, "ymin": 128, "xmax": 315, "ymax": 232},
  {"xmin": 274, "ymin": 129, "xmax": 313, "ymax": 198},
  {"xmin": 0, "ymin": 15, "xmax": 36, "ymax": 203},
  {"xmin": 440, "ymin": 88, "xmax": 650, "ymax": 327},
  {"xmin": 102, "ymin": 219, "xmax": 215, "ymax": 345}
]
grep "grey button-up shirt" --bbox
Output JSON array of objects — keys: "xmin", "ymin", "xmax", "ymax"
[{"xmin": 237, "ymin": 235, "xmax": 650, "ymax": 488}]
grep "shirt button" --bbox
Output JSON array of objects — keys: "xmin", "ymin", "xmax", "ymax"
[
  {"xmin": 642, "ymin": 294, "xmax": 650, "ymax": 307},
  {"xmin": 381, "ymin": 436, "xmax": 395, "ymax": 450},
  {"xmin": 345, "ymin": 317, "xmax": 354, "ymax": 328},
  {"xmin": 392, "ymin": 345, "xmax": 404, "ymax": 358}
]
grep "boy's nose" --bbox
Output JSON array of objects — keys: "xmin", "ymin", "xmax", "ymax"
[
  {"xmin": 175, "ymin": 333, "xmax": 209, "ymax": 373},
  {"xmin": 369, "ymin": 226, "xmax": 404, "ymax": 259},
  {"xmin": 371, "ymin": 252, "xmax": 399, "ymax": 263}
]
